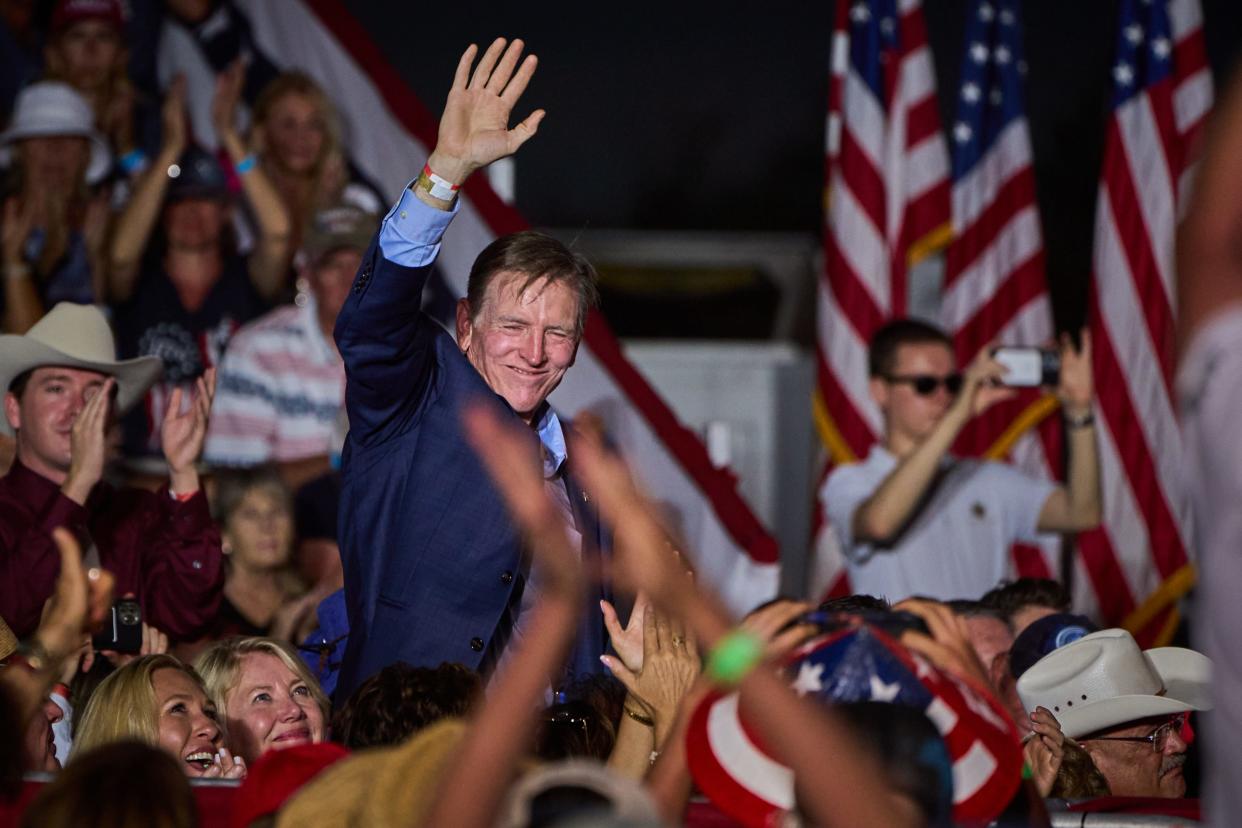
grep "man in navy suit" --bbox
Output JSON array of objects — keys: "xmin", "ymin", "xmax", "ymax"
[{"xmin": 333, "ymin": 38, "xmax": 610, "ymax": 700}]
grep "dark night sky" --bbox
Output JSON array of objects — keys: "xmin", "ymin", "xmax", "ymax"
[{"xmin": 348, "ymin": 1, "xmax": 1242, "ymax": 332}]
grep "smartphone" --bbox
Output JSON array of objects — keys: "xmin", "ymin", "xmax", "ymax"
[
  {"xmin": 992, "ymin": 346, "xmax": 1060, "ymax": 388},
  {"xmin": 92, "ymin": 599, "xmax": 143, "ymax": 654}
]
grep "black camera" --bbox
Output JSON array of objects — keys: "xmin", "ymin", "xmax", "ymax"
[{"xmin": 91, "ymin": 599, "xmax": 143, "ymax": 654}]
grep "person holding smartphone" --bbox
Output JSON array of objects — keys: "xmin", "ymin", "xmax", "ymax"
[{"xmin": 821, "ymin": 318, "xmax": 1100, "ymax": 602}]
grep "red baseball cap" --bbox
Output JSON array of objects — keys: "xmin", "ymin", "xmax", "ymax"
[
  {"xmin": 50, "ymin": 0, "xmax": 125, "ymax": 33},
  {"xmin": 229, "ymin": 742, "xmax": 350, "ymax": 828}
]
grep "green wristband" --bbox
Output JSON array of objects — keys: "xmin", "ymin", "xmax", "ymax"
[{"xmin": 706, "ymin": 629, "xmax": 764, "ymax": 686}]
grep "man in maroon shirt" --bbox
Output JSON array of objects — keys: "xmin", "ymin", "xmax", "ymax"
[{"xmin": 0, "ymin": 302, "xmax": 223, "ymax": 639}]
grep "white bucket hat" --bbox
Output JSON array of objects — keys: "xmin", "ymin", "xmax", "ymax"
[
  {"xmin": 0, "ymin": 302, "xmax": 162, "ymax": 435},
  {"xmin": 0, "ymin": 81, "xmax": 111, "ymax": 185},
  {"xmin": 1016, "ymin": 628, "xmax": 1211, "ymax": 739}
]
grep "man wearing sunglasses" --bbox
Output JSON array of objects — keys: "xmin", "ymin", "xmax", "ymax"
[{"xmin": 822, "ymin": 318, "xmax": 1100, "ymax": 602}]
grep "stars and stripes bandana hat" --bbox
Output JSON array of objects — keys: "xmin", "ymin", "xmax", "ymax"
[{"xmin": 685, "ymin": 624, "xmax": 1023, "ymax": 826}]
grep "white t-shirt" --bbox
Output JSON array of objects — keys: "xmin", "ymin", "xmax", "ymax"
[{"xmin": 822, "ymin": 446, "xmax": 1055, "ymax": 602}]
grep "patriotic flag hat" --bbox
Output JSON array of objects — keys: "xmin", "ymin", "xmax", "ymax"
[{"xmin": 686, "ymin": 623, "xmax": 1023, "ymax": 826}]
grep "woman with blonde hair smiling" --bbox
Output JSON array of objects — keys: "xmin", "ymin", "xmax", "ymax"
[
  {"xmin": 71, "ymin": 653, "xmax": 245, "ymax": 778},
  {"xmin": 195, "ymin": 636, "xmax": 328, "ymax": 764},
  {"xmin": 248, "ymin": 71, "xmax": 381, "ymax": 256}
]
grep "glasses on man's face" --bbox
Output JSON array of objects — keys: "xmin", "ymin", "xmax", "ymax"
[
  {"xmin": 1087, "ymin": 714, "xmax": 1188, "ymax": 752},
  {"xmin": 884, "ymin": 373, "xmax": 964, "ymax": 397}
]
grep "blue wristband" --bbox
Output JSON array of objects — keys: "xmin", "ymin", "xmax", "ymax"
[
  {"xmin": 329, "ymin": 452, "xmax": 342, "ymax": 471},
  {"xmin": 119, "ymin": 149, "xmax": 148, "ymax": 175},
  {"xmin": 235, "ymin": 154, "xmax": 257, "ymax": 175}
]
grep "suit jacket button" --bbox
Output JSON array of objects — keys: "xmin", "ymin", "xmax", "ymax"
[
  {"xmin": 500, "ymin": 571, "xmax": 513, "ymax": 585},
  {"xmin": 470, "ymin": 637, "xmax": 484, "ymax": 652}
]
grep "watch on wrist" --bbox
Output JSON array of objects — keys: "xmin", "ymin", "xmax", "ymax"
[{"xmin": 1065, "ymin": 408, "xmax": 1095, "ymax": 429}]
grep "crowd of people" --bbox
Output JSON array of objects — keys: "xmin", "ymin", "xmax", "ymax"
[{"xmin": 0, "ymin": 2, "xmax": 1233, "ymax": 827}]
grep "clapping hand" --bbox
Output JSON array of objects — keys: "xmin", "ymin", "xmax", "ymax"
[
  {"xmin": 462, "ymin": 402, "xmax": 582, "ymax": 598},
  {"xmin": 162, "ymin": 368, "xmax": 216, "ymax": 495},
  {"xmin": 427, "ymin": 38, "xmax": 545, "ymax": 187},
  {"xmin": 600, "ymin": 603, "xmax": 699, "ymax": 734},
  {"xmin": 38, "ymin": 528, "xmax": 116, "ymax": 665},
  {"xmin": 210, "ymin": 59, "xmax": 246, "ymax": 145},
  {"xmin": 567, "ymin": 426, "xmax": 691, "ymax": 613},
  {"xmin": 601, "ymin": 591, "xmax": 651, "ymax": 674},
  {"xmin": 2, "ymin": 197, "xmax": 34, "ymax": 270},
  {"xmin": 160, "ymin": 75, "xmax": 188, "ymax": 162},
  {"xmin": 61, "ymin": 377, "xmax": 115, "ymax": 505},
  {"xmin": 202, "ymin": 746, "xmax": 246, "ymax": 780}
]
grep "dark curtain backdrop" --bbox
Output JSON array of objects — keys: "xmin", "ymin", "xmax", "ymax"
[{"xmin": 348, "ymin": 1, "xmax": 1242, "ymax": 331}]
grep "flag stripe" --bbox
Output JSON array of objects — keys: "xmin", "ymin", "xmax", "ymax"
[
  {"xmin": 949, "ymin": 120, "xmax": 1037, "ymax": 234},
  {"xmin": 1103, "ymin": 118, "xmax": 1178, "ymax": 394},
  {"xmin": 951, "ymin": 253, "xmax": 1048, "ymax": 359},
  {"xmin": 1093, "ymin": 194, "xmax": 1185, "ymax": 498},
  {"xmin": 1090, "ymin": 304, "xmax": 1189, "ymax": 582}
]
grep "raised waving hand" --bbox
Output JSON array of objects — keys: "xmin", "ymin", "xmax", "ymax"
[{"xmin": 426, "ymin": 38, "xmax": 546, "ymax": 188}]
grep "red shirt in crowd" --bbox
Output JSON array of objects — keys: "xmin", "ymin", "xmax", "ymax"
[{"xmin": 0, "ymin": 460, "xmax": 224, "ymax": 639}]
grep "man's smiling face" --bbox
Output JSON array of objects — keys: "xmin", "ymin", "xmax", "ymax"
[{"xmin": 456, "ymin": 271, "xmax": 581, "ymax": 423}]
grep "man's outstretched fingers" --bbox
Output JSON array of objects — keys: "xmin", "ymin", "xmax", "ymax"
[
  {"xmin": 485, "ymin": 38, "xmax": 525, "ymax": 93},
  {"xmin": 501, "ymin": 54, "xmax": 539, "ymax": 107},
  {"xmin": 468, "ymin": 37, "xmax": 508, "ymax": 89},
  {"xmin": 453, "ymin": 43, "xmax": 478, "ymax": 90}
]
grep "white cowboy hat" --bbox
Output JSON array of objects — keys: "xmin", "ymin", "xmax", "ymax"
[
  {"xmin": 1016, "ymin": 628, "xmax": 1211, "ymax": 739},
  {"xmin": 0, "ymin": 303, "xmax": 162, "ymax": 435},
  {"xmin": 0, "ymin": 81, "xmax": 111, "ymax": 185}
]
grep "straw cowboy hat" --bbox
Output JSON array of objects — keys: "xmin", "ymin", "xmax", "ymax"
[
  {"xmin": 1016, "ymin": 628, "xmax": 1211, "ymax": 739},
  {"xmin": 276, "ymin": 719, "xmax": 469, "ymax": 827},
  {"xmin": 0, "ymin": 303, "xmax": 162, "ymax": 436},
  {"xmin": 0, "ymin": 81, "xmax": 112, "ymax": 185}
]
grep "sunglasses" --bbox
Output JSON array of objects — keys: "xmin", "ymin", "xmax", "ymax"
[{"xmin": 884, "ymin": 373, "xmax": 964, "ymax": 396}]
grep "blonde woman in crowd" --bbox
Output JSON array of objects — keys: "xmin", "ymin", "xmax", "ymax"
[
  {"xmin": 71, "ymin": 653, "xmax": 246, "ymax": 779},
  {"xmin": 195, "ymin": 636, "xmax": 328, "ymax": 764},
  {"xmin": 248, "ymin": 71, "xmax": 381, "ymax": 253}
]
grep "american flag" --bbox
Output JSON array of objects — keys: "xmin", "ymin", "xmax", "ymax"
[
  {"xmin": 1082, "ymin": 0, "xmax": 1211, "ymax": 644},
  {"xmin": 812, "ymin": 0, "xmax": 952, "ymax": 599},
  {"xmin": 942, "ymin": 0, "xmax": 1064, "ymax": 582}
]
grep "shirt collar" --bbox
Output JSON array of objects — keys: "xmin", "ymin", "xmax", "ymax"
[{"xmin": 534, "ymin": 406, "xmax": 568, "ymax": 479}]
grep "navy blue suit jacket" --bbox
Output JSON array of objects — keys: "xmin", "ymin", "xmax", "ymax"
[{"xmin": 333, "ymin": 233, "xmax": 610, "ymax": 701}]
